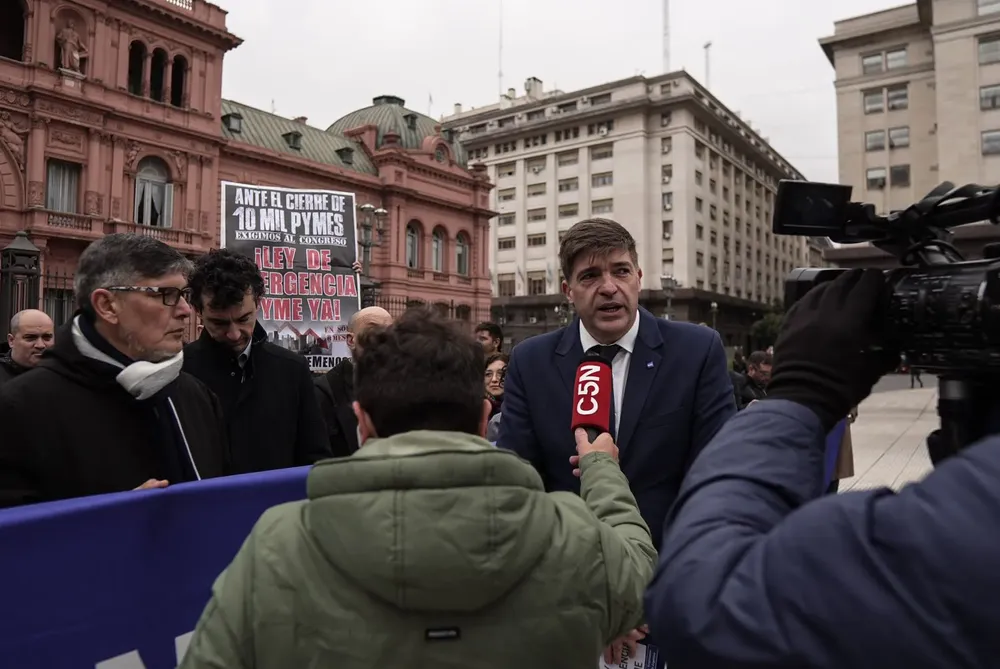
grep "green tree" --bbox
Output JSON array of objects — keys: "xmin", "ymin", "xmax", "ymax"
[{"xmin": 750, "ymin": 312, "xmax": 784, "ymax": 349}]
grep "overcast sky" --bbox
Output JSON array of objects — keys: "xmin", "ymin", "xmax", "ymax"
[{"xmin": 213, "ymin": 0, "xmax": 908, "ymax": 184}]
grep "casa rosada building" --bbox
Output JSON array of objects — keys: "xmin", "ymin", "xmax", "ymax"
[{"xmin": 0, "ymin": 0, "xmax": 495, "ymax": 327}]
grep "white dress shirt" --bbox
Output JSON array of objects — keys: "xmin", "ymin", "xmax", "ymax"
[{"xmin": 579, "ymin": 313, "xmax": 640, "ymax": 436}]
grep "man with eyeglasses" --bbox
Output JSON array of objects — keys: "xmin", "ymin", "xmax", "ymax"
[{"xmin": 0, "ymin": 234, "xmax": 230, "ymax": 508}]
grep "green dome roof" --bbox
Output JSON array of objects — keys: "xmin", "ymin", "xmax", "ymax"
[{"xmin": 327, "ymin": 96, "xmax": 466, "ymax": 165}]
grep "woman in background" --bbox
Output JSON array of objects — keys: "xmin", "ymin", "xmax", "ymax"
[
  {"xmin": 484, "ymin": 353, "xmax": 508, "ymax": 443},
  {"xmin": 484, "ymin": 353, "xmax": 508, "ymax": 420}
]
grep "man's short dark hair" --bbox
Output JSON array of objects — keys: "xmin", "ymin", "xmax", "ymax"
[
  {"xmin": 747, "ymin": 350, "xmax": 772, "ymax": 367},
  {"xmin": 189, "ymin": 248, "xmax": 265, "ymax": 311},
  {"xmin": 475, "ymin": 321, "xmax": 503, "ymax": 344},
  {"xmin": 75, "ymin": 234, "xmax": 193, "ymax": 313},
  {"xmin": 355, "ymin": 307, "xmax": 485, "ymax": 437},
  {"xmin": 558, "ymin": 218, "xmax": 639, "ymax": 282}
]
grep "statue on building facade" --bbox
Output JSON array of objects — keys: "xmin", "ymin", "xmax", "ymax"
[
  {"xmin": 0, "ymin": 112, "xmax": 26, "ymax": 171},
  {"xmin": 56, "ymin": 20, "xmax": 88, "ymax": 74}
]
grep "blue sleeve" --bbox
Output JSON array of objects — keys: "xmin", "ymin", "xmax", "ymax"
[
  {"xmin": 496, "ymin": 349, "xmax": 547, "ymax": 483},
  {"xmin": 687, "ymin": 331, "xmax": 737, "ymax": 467},
  {"xmin": 645, "ymin": 400, "xmax": 998, "ymax": 667}
]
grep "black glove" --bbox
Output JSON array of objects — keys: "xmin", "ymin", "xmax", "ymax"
[{"xmin": 767, "ymin": 269, "xmax": 899, "ymax": 432}]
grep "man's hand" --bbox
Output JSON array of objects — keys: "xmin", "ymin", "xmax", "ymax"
[
  {"xmin": 351, "ymin": 260, "xmax": 362, "ymax": 273},
  {"xmin": 133, "ymin": 479, "xmax": 168, "ymax": 491},
  {"xmin": 603, "ymin": 625, "xmax": 648, "ymax": 664},
  {"xmin": 767, "ymin": 269, "xmax": 898, "ymax": 431},
  {"xmin": 569, "ymin": 428, "xmax": 617, "ymax": 477}
]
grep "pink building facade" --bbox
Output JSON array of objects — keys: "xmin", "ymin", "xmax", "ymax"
[{"xmin": 0, "ymin": 0, "xmax": 495, "ymax": 326}]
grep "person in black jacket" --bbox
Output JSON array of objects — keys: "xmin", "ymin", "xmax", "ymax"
[
  {"xmin": 0, "ymin": 234, "xmax": 229, "ymax": 508},
  {"xmin": 0, "ymin": 309, "xmax": 55, "ymax": 388},
  {"xmin": 315, "ymin": 306, "xmax": 392, "ymax": 457},
  {"xmin": 184, "ymin": 248, "xmax": 330, "ymax": 473},
  {"xmin": 735, "ymin": 350, "xmax": 771, "ymax": 409}
]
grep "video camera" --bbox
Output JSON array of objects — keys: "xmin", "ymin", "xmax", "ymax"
[{"xmin": 773, "ymin": 179, "xmax": 1000, "ymax": 463}]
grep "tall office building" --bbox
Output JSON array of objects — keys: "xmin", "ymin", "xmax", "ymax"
[
  {"xmin": 820, "ymin": 0, "xmax": 1000, "ymax": 267},
  {"xmin": 442, "ymin": 73, "xmax": 815, "ymax": 344}
]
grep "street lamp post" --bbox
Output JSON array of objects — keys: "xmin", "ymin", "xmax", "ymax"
[
  {"xmin": 710, "ymin": 301, "xmax": 719, "ymax": 330},
  {"xmin": 660, "ymin": 274, "xmax": 678, "ymax": 320},
  {"xmin": 356, "ymin": 202, "xmax": 388, "ymax": 307}
]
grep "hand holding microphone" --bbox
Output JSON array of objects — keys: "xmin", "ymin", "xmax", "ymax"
[{"xmin": 568, "ymin": 351, "xmax": 617, "ymax": 477}]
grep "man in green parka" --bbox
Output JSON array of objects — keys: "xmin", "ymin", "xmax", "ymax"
[{"xmin": 180, "ymin": 307, "xmax": 656, "ymax": 668}]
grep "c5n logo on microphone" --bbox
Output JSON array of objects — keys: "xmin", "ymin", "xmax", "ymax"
[
  {"xmin": 571, "ymin": 355, "xmax": 612, "ymax": 434},
  {"xmin": 575, "ymin": 363, "xmax": 603, "ymax": 416}
]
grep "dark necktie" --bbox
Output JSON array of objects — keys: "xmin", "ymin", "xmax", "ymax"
[{"xmin": 589, "ymin": 344, "xmax": 622, "ymax": 438}]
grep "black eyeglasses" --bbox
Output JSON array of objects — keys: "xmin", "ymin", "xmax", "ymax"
[{"xmin": 105, "ymin": 286, "xmax": 192, "ymax": 306}]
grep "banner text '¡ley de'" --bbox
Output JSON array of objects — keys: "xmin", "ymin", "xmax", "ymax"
[
  {"xmin": 231, "ymin": 187, "xmax": 348, "ymax": 246},
  {"xmin": 255, "ymin": 246, "xmax": 358, "ymax": 323}
]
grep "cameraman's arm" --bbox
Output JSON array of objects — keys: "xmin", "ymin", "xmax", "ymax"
[{"xmin": 645, "ymin": 400, "xmax": 990, "ymax": 668}]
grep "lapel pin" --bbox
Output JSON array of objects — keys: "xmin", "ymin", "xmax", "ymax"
[{"xmin": 646, "ymin": 361, "xmax": 654, "ymax": 368}]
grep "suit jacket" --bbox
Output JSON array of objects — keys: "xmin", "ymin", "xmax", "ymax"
[
  {"xmin": 314, "ymin": 358, "xmax": 360, "ymax": 458},
  {"xmin": 498, "ymin": 307, "xmax": 737, "ymax": 549}
]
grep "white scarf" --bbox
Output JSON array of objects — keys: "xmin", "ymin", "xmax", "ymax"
[{"xmin": 71, "ymin": 315, "xmax": 184, "ymax": 401}]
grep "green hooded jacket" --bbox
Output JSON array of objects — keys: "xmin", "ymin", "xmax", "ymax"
[{"xmin": 180, "ymin": 430, "xmax": 656, "ymax": 668}]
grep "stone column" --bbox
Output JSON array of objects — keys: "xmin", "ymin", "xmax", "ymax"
[
  {"xmin": 199, "ymin": 155, "xmax": 213, "ymax": 234},
  {"xmin": 84, "ymin": 128, "xmax": 102, "ymax": 216},
  {"xmin": 163, "ymin": 57, "xmax": 174, "ymax": 105},
  {"xmin": 91, "ymin": 15, "xmax": 106, "ymax": 83},
  {"xmin": 116, "ymin": 22, "xmax": 130, "ymax": 90},
  {"xmin": 26, "ymin": 116, "xmax": 47, "ymax": 208},
  {"xmin": 183, "ymin": 63, "xmax": 192, "ymax": 107},
  {"xmin": 110, "ymin": 136, "xmax": 125, "ymax": 220},
  {"xmin": 23, "ymin": 6, "xmax": 34, "ymax": 62},
  {"xmin": 141, "ymin": 51, "xmax": 151, "ymax": 97}
]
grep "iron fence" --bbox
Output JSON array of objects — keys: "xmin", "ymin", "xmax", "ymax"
[
  {"xmin": 39, "ymin": 272, "xmax": 202, "ymax": 342},
  {"xmin": 372, "ymin": 295, "xmax": 496, "ymax": 328}
]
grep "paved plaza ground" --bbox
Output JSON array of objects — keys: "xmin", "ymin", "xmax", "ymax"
[{"xmin": 840, "ymin": 382, "xmax": 938, "ymax": 491}]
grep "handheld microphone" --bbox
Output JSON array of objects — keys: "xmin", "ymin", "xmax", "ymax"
[{"xmin": 570, "ymin": 353, "xmax": 614, "ymax": 443}]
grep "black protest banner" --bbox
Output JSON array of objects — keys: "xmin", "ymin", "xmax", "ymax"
[{"xmin": 220, "ymin": 181, "xmax": 359, "ymax": 371}]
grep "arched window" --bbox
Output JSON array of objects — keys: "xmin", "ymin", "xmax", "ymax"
[
  {"xmin": 455, "ymin": 232, "xmax": 470, "ymax": 276},
  {"xmin": 456, "ymin": 305, "xmax": 471, "ymax": 321},
  {"xmin": 134, "ymin": 156, "xmax": 173, "ymax": 228},
  {"xmin": 150, "ymin": 48, "xmax": 168, "ymax": 102},
  {"xmin": 431, "ymin": 228, "xmax": 446, "ymax": 272},
  {"xmin": 170, "ymin": 54, "xmax": 188, "ymax": 107},
  {"xmin": 433, "ymin": 302, "xmax": 450, "ymax": 318},
  {"xmin": 0, "ymin": 0, "xmax": 26, "ymax": 61},
  {"xmin": 127, "ymin": 41, "xmax": 146, "ymax": 96},
  {"xmin": 405, "ymin": 222, "xmax": 421, "ymax": 269}
]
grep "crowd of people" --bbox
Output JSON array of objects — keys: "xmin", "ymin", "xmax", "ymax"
[{"xmin": 0, "ymin": 218, "xmax": 996, "ymax": 667}]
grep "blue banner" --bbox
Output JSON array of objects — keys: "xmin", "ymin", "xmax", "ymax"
[{"xmin": 0, "ymin": 468, "xmax": 309, "ymax": 668}]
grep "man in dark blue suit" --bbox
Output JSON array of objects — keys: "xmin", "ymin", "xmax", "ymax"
[
  {"xmin": 498, "ymin": 218, "xmax": 736, "ymax": 662},
  {"xmin": 499, "ymin": 218, "xmax": 736, "ymax": 548}
]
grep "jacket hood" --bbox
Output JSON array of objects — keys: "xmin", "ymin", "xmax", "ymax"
[{"xmin": 304, "ymin": 430, "xmax": 556, "ymax": 613}]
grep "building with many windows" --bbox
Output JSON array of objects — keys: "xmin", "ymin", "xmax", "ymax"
[
  {"xmin": 0, "ymin": 0, "xmax": 494, "ymax": 334},
  {"xmin": 819, "ymin": 0, "xmax": 1000, "ymax": 268},
  {"xmin": 442, "ymin": 73, "xmax": 816, "ymax": 346}
]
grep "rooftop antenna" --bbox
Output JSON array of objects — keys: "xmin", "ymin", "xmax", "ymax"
[
  {"xmin": 270, "ymin": 99, "xmax": 276, "ymax": 114},
  {"xmin": 704, "ymin": 41, "xmax": 713, "ymax": 88},
  {"xmin": 498, "ymin": 0, "xmax": 505, "ymax": 99},
  {"xmin": 662, "ymin": 0, "xmax": 670, "ymax": 72}
]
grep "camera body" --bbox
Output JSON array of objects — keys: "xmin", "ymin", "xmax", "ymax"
[
  {"xmin": 775, "ymin": 180, "xmax": 1000, "ymax": 375},
  {"xmin": 774, "ymin": 179, "xmax": 1000, "ymax": 461}
]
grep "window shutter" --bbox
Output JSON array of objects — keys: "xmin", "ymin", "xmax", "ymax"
[
  {"xmin": 163, "ymin": 183, "xmax": 174, "ymax": 228},
  {"xmin": 134, "ymin": 179, "xmax": 144, "ymax": 223}
]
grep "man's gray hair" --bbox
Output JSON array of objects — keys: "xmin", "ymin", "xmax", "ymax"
[{"xmin": 75, "ymin": 234, "xmax": 193, "ymax": 313}]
